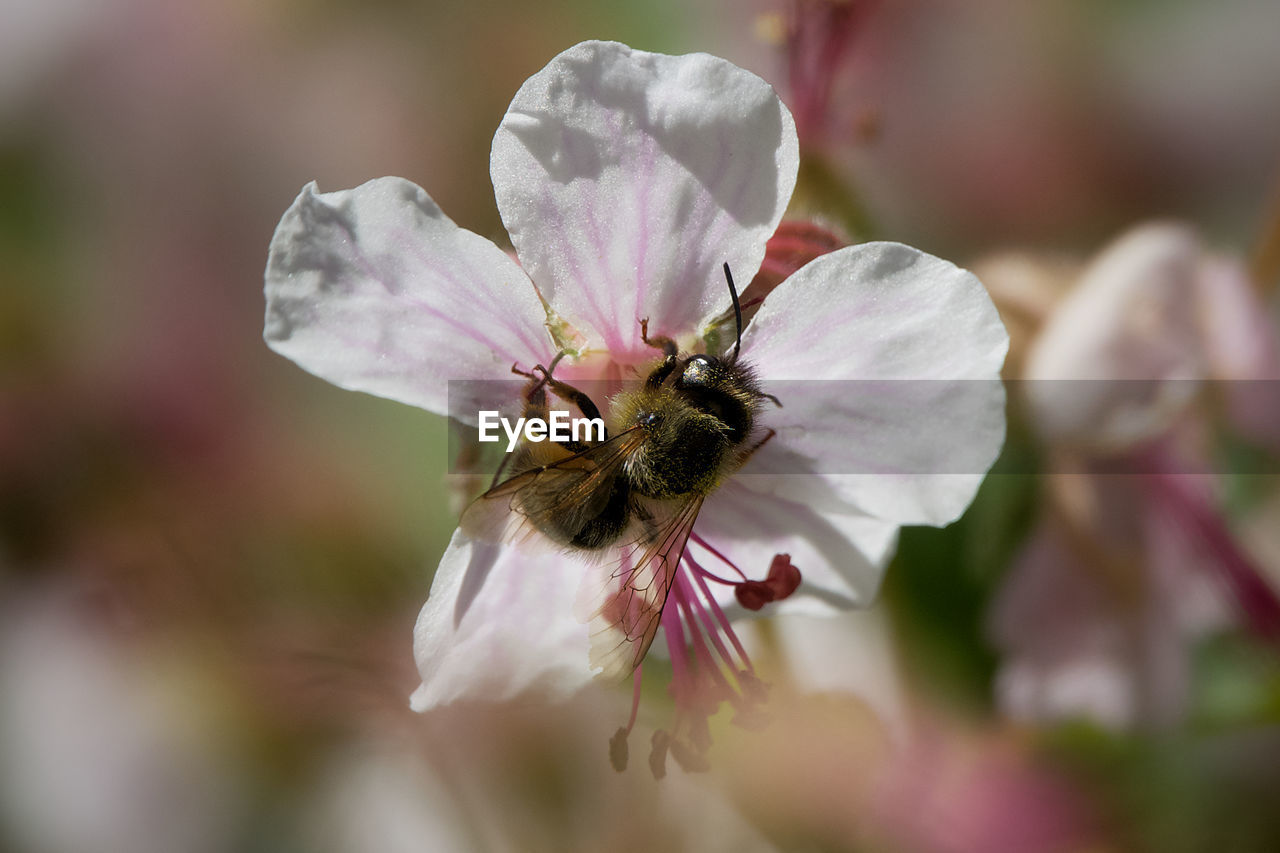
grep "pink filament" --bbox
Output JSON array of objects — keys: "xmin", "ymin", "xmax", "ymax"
[
  {"xmin": 689, "ymin": 531, "xmax": 749, "ymax": 580},
  {"xmin": 684, "ymin": 551, "xmax": 755, "ymax": 674},
  {"xmin": 1148, "ymin": 470, "xmax": 1280, "ymax": 641},
  {"xmin": 624, "ymin": 665, "xmax": 644, "ymax": 734},
  {"xmin": 674, "ymin": 571, "xmax": 738, "ymax": 699}
]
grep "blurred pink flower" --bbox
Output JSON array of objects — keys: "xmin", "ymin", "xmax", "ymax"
[
  {"xmin": 991, "ymin": 477, "xmax": 1231, "ymax": 729},
  {"xmin": 991, "ymin": 223, "xmax": 1280, "ymax": 729},
  {"xmin": 869, "ymin": 726, "xmax": 1096, "ymax": 853},
  {"xmin": 264, "ymin": 40, "xmax": 1007, "ymax": 768},
  {"xmin": 716, "ymin": 683, "xmax": 1097, "ymax": 852},
  {"xmin": 773, "ymin": 0, "xmax": 880, "ymax": 151}
]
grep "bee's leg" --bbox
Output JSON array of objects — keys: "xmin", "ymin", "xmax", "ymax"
[
  {"xmin": 759, "ymin": 391, "xmax": 783, "ymax": 408},
  {"xmin": 517, "ymin": 356, "xmax": 609, "ymax": 456},
  {"xmin": 737, "ymin": 427, "xmax": 777, "ymax": 464},
  {"xmin": 532, "ymin": 366, "xmax": 606, "ymax": 430},
  {"xmin": 491, "ymin": 353, "xmax": 569, "ymax": 487},
  {"xmin": 639, "ymin": 318, "xmax": 678, "ymax": 358},
  {"xmin": 511, "ymin": 351, "xmax": 568, "ymax": 420},
  {"xmin": 640, "ymin": 318, "xmax": 680, "ymax": 387}
]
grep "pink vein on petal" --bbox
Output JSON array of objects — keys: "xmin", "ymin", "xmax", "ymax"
[
  {"xmin": 326, "ymin": 216, "xmax": 522, "ymax": 360},
  {"xmin": 632, "ymin": 138, "xmax": 656, "ymax": 326},
  {"xmin": 538, "ymin": 190, "xmax": 620, "ymax": 351},
  {"xmin": 435, "ymin": 230, "xmax": 551, "ymax": 361},
  {"xmin": 544, "ymin": 117, "xmax": 620, "ymax": 349},
  {"xmin": 390, "ymin": 227, "xmax": 548, "ymax": 359},
  {"xmin": 581, "ymin": 194, "xmax": 625, "ymax": 351}
]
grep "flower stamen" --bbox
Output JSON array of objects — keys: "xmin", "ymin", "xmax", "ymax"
[
  {"xmin": 624, "ymin": 539, "xmax": 804, "ymax": 776},
  {"xmin": 735, "ymin": 553, "xmax": 803, "ymax": 611},
  {"xmin": 689, "ymin": 530, "xmax": 751, "ymax": 581},
  {"xmin": 682, "ymin": 562, "xmax": 753, "ymax": 677},
  {"xmin": 609, "ymin": 666, "xmax": 645, "ymax": 772}
]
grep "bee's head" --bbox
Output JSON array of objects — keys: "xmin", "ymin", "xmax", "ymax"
[
  {"xmin": 672, "ymin": 354, "xmax": 760, "ymax": 444},
  {"xmin": 675, "ymin": 354, "xmax": 730, "ymax": 393}
]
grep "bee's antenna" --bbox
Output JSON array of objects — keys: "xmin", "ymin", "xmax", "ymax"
[{"xmin": 723, "ymin": 262, "xmax": 743, "ymax": 363}]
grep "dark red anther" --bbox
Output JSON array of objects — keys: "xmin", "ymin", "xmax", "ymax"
[
  {"xmin": 763, "ymin": 553, "xmax": 802, "ymax": 601},
  {"xmin": 649, "ymin": 730, "xmax": 671, "ymax": 780},
  {"xmin": 670, "ymin": 739, "xmax": 712, "ymax": 773},
  {"xmin": 737, "ymin": 669, "xmax": 770, "ymax": 705},
  {"xmin": 735, "ymin": 580, "xmax": 775, "ymax": 611},
  {"xmin": 609, "ymin": 726, "xmax": 629, "ymax": 772},
  {"xmin": 734, "ymin": 554, "xmax": 803, "ymax": 610}
]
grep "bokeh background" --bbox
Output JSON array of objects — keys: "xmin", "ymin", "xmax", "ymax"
[{"xmin": 3, "ymin": 1, "xmax": 1279, "ymax": 851}]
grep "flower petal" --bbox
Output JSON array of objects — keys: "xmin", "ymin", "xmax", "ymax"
[
  {"xmin": 1198, "ymin": 255, "xmax": 1280, "ymax": 382},
  {"xmin": 1196, "ymin": 254, "xmax": 1280, "ymax": 448},
  {"xmin": 738, "ymin": 609, "xmax": 907, "ymax": 727},
  {"xmin": 694, "ymin": 481, "xmax": 899, "ymax": 615},
  {"xmin": 1023, "ymin": 223, "xmax": 1205, "ymax": 449},
  {"xmin": 410, "ymin": 530, "xmax": 593, "ymax": 710},
  {"xmin": 265, "ymin": 178, "xmax": 555, "ymax": 420},
  {"xmin": 986, "ymin": 519, "xmax": 1147, "ymax": 728},
  {"xmin": 491, "ymin": 40, "xmax": 798, "ymax": 356},
  {"xmin": 737, "ymin": 242, "xmax": 1009, "ymax": 525}
]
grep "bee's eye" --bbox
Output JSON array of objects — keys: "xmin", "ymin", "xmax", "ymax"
[
  {"xmin": 640, "ymin": 411, "xmax": 661, "ymax": 428},
  {"xmin": 679, "ymin": 355, "xmax": 716, "ymax": 387}
]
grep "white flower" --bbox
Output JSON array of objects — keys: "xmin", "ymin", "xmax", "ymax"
[{"xmin": 264, "ymin": 40, "xmax": 1007, "ymax": 768}]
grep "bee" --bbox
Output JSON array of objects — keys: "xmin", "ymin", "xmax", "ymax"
[{"xmin": 460, "ymin": 264, "xmax": 777, "ymax": 679}]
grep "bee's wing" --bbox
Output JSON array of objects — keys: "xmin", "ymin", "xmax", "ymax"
[
  {"xmin": 459, "ymin": 426, "xmax": 647, "ymax": 552},
  {"xmin": 577, "ymin": 494, "xmax": 706, "ymax": 681}
]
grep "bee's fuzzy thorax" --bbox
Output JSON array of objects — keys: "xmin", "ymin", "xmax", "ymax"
[{"xmin": 611, "ymin": 387, "xmax": 732, "ymax": 498}]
